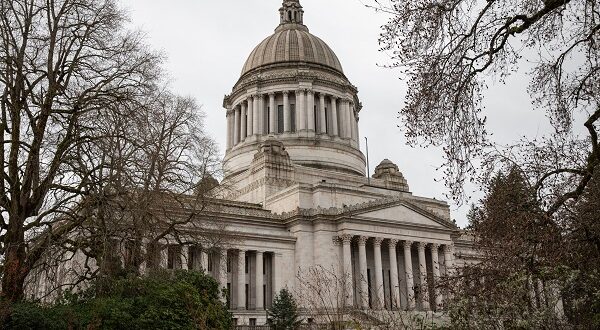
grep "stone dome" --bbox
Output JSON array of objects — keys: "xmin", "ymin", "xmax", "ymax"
[
  {"xmin": 241, "ymin": 28, "xmax": 344, "ymax": 76},
  {"xmin": 223, "ymin": 0, "xmax": 365, "ymax": 178}
]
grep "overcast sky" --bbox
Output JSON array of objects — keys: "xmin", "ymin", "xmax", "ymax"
[{"xmin": 118, "ymin": 0, "xmax": 552, "ymax": 228}]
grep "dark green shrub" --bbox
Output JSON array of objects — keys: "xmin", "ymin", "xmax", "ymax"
[{"xmin": 2, "ymin": 270, "xmax": 232, "ymax": 330}]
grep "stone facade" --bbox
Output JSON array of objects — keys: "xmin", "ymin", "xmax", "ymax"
[
  {"xmin": 212, "ymin": 1, "xmax": 478, "ymax": 325},
  {"xmin": 26, "ymin": 1, "xmax": 484, "ymax": 327}
]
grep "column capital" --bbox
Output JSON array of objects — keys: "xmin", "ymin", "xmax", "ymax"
[
  {"xmin": 282, "ymin": 90, "xmax": 289, "ymax": 96},
  {"xmin": 357, "ymin": 236, "xmax": 368, "ymax": 246},
  {"xmin": 373, "ymin": 237, "xmax": 384, "ymax": 247},
  {"xmin": 444, "ymin": 243, "xmax": 455, "ymax": 251},
  {"xmin": 340, "ymin": 234, "xmax": 353, "ymax": 244},
  {"xmin": 431, "ymin": 243, "xmax": 440, "ymax": 250},
  {"xmin": 330, "ymin": 95, "xmax": 338, "ymax": 101},
  {"xmin": 268, "ymin": 92, "xmax": 276, "ymax": 96},
  {"xmin": 307, "ymin": 89, "xmax": 314, "ymax": 95},
  {"xmin": 238, "ymin": 249, "xmax": 246, "ymax": 254},
  {"xmin": 418, "ymin": 241, "xmax": 428, "ymax": 250},
  {"xmin": 388, "ymin": 238, "xmax": 399, "ymax": 247},
  {"xmin": 403, "ymin": 240, "xmax": 414, "ymax": 249}
]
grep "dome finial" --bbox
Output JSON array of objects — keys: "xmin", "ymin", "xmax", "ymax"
[{"xmin": 279, "ymin": 0, "xmax": 305, "ymax": 27}]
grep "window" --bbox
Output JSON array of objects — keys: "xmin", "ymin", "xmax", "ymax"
[
  {"xmin": 207, "ymin": 253, "xmax": 213, "ymax": 272},
  {"xmin": 291, "ymin": 104, "xmax": 296, "ymax": 132},
  {"xmin": 227, "ymin": 283, "xmax": 231, "ymax": 309},
  {"xmin": 249, "ymin": 318, "xmax": 257, "ymax": 326},
  {"xmin": 277, "ymin": 105, "xmax": 284, "ymax": 133},
  {"xmin": 288, "ymin": 11, "xmax": 291, "ymax": 21},
  {"xmin": 324, "ymin": 106, "xmax": 329, "ymax": 133},
  {"xmin": 245, "ymin": 284, "xmax": 249, "ymax": 309},
  {"xmin": 227, "ymin": 254, "xmax": 232, "ymax": 273},
  {"xmin": 245, "ymin": 255, "xmax": 249, "ymax": 273},
  {"xmin": 313, "ymin": 105, "xmax": 317, "ymax": 131},
  {"xmin": 167, "ymin": 246, "xmax": 181, "ymax": 270},
  {"xmin": 367, "ymin": 269, "xmax": 372, "ymax": 308},
  {"xmin": 263, "ymin": 285, "xmax": 267, "ymax": 308}
]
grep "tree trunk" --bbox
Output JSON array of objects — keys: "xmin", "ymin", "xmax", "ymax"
[{"xmin": 1, "ymin": 215, "xmax": 28, "ymax": 302}]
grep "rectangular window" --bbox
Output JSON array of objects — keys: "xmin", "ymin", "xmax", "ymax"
[
  {"xmin": 249, "ymin": 318, "xmax": 257, "ymax": 326},
  {"xmin": 314, "ymin": 105, "xmax": 318, "ymax": 131},
  {"xmin": 263, "ymin": 285, "xmax": 267, "ymax": 308},
  {"xmin": 227, "ymin": 254, "xmax": 232, "ymax": 273},
  {"xmin": 245, "ymin": 255, "xmax": 249, "ymax": 273},
  {"xmin": 291, "ymin": 104, "xmax": 296, "ymax": 132},
  {"xmin": 167, "ymin": 246, "xmax": 181, "ymax": 269},
  {"xmin": 367, "ymin": 268, "xmax": 372, "ymax": 308},
  {"xmin": 277, "ymin": 105, "xmax": 284, "ymax": 134},
  {"xmin": 325, "ymin": 106, "xmax": 329, "ymax": 133},
  {"xmin": 226, "ymin": 283, "xmax": 231, "ymax": 309},
  {"xmin": 265, "ymin": 106, "xmax": 270, "ymax": 134},
  {"xmin": 207, "ymin": 253, "xmax": 213, "ymax": 272},
  {"xmin": 245, "ymin": 284, "xmax": 249, "ymax": 309}
]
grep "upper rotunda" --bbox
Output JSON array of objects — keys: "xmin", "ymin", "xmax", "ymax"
[{"xmin": 223, "ymin": 0, "xmax": 365, "ymax": 178}]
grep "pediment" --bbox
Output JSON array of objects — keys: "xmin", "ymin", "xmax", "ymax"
[{"xmin": 351, "ymin": 200, "xmax": 456, "ymax": 230}]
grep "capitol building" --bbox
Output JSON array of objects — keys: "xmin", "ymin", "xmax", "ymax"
[
  {"xmin": 201, "ymin": 0, "xmax": 476, "ymax": 325},
  {"xmin": 27, "ymin": 0, "xmax": 482, "ymax": 327}
]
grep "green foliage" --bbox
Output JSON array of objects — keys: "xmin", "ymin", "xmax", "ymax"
[
  {"xmin": 267, "ymin": 289, "xmax": 301, "ymax": 330},
  {"xmin": 2, "ymin": 270, "xmax": 232, "ymax": 330}
]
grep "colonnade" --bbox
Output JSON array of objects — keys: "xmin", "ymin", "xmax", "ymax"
[
  {"xmin": 226, "ymin": 90, "xmax": 360, "ymax": 150},
  {"xmin": 338, "ymin": 235, "xmax": 454, "ymax": 311},
  {"xmin": 159, "ymin": 245, "xmax": 276, "ymax": 311}
]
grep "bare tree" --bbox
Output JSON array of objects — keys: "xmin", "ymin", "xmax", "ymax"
[
  {"xmin": 370, "ymin": 0, "xmax": 599, "ymax": 215},
  {"xmin": 294, "ymin": 266, "xmax": 438, "ymax": 329},
  {"xmin": 0, "ymin": 0, "xmax": 160, "ymax": 302},
  {"xmin": 20, "ymin": 87, "xmax": 230, "ymax": 301}
]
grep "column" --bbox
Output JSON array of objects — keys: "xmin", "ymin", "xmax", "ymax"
[
  {"xmin": 272, "ymin": 253, "xmax": 281, "ymax": 298},
  {"xmin": 350, "ymin": 103, "xmax": 357, "ymax": 142},
  {"xmin": 307, "ymin": 90, "xmax": 315, "ymax": 131},
  {"xmin": 247, "ymin": 96, "xmax": 254, "ymax": 136},
  {"xmin": 226, "ymin": 112, "xmax": 232, "ymax": 150},
  {"xmin": 218, "ymin": 248, "xmax": 228, "ymax": 303},
  {"xmin": 340, "ymin": 99, "xmax": 349, "ymax": 139},
  {"xmin": 160, "ymin": 245, "xmax": 168, "ymax": 269},
  {"xmin": 283, "ymin": 91, "xmax": 291, "ymax": 133},
  {"xmin": 319, "ymin": 93, "xmax": 327, "ymax": 134},
  {"xmin": 181, "ymin": 246, "xmax": 189, "ymax": 270},
  {"xmin": 330, "ymin": 96, "xmax": 339, "ymax": 136},
  {"xmin": 237, "ymin": 250, "xmax": 246, "ymax": 310},
  {"xmin": 431, "ymin": 244, "xmax": 443, "ymax": 310},
  {"xmin": 443, "ymin": 244, "xmax": 454, "ymax": 275},
  {"xmin": 388, "ymin": 239, "xmax": 400, "ymax": 310},
  {"xmin": 418, "ymin": 242, "xmax": 430, "ymax": 311},
  {"xmin": 356, "ymin": 236, "xmax": 369, "ymax": 309},
  {"xmin": 233, "ymin": 106, "xmax": 240, "ymax": 145},
  {"xmin": 240, "ymin": 102, "xmax": 247, "ymax": 141},
  {"xmin": 252, "ymin": 95, "xmax": 260, "ymax": 136},
  {"xmin": 296, "ymin": 89, "xmax": 306, "ymax": 131},
  {"xmin": 373, "ymin": 238, "xmax": 384, "ymax": 309},
  {"xmin": 259, "ymin": 94, "xmax": 265, "ymax": 134},
  {"xmin": 201, "ymin": 249, "xmax": 209, "ymax": 272},
  {"xmin": 341, "ymin": 235, "xmax": 354, "ymax": 307},
  {"xmin": 269, "ymin": 93, "xmax": 276, "ymax": 134},
  {"xmin": 403, "ymin": 241, "xmax": 416, "ymax": 310},
  {"xmin": 255, "ymin": 251, "xmax": 264, "ymax": 310},
  {"xmin": 347, "ymin": 102, "xmax": 354, "ymax": 140}
]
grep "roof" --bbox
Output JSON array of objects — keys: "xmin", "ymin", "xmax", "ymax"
[{"xmin": 241, "ymin": 27, "xmax": 344, "ymax": 76}]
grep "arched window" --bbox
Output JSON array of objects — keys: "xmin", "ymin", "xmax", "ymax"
[
  {"xmin": 293, "ymin": 11, "xmax": 296, "ymax": 21},
  {"xmin": 288, "ymin": 11, "xmax": 292, "ymax": 21}
]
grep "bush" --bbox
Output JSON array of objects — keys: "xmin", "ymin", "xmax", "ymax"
[{"xmin": 2, "ymin": 270, "xmax": 232, "ymax": 330}]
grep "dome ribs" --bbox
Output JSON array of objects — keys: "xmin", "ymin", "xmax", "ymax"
[
  {"xmin": 288, "ymin": 30, "xmax": 299, "ymax": 61},
  {"xmin": 274, "ymin": 31, "xmax": 287, "ymax": 63}
]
